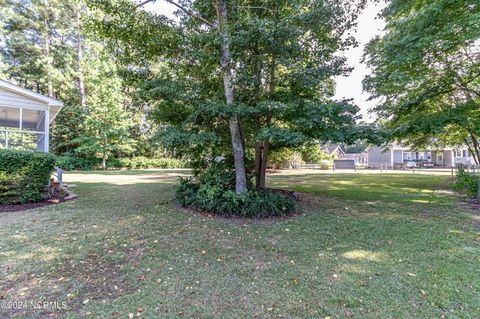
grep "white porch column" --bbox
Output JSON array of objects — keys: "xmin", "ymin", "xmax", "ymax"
[{"xmin": 44, "ymin": 108, "xmax": 50, "ymax": 152}]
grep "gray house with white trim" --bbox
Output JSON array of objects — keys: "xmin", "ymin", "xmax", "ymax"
[
  {"xmin": 367, "ymin": 142, "xmax": 474, "ymax": 168},
  {"xmin": 0, "ymin": 80, "xmax": 63, "ymax": 152}
]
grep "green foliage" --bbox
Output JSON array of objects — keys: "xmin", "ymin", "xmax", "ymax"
[
  {"xmin": 51, "ymin": 106, "xmax": 87, "ymax": 154},
  {"xmin": 56, "ymin": 155, "xmax": 187, "ymax": 171},
  {"xmin": 56, "ymin": 155, "xmax": 101, "ymax": 171},
  {"xmin": 0, "ymin": 0, "xmax": 78, "ymax": 98},
  {"xmin": 0, "ymin": 0, "xmax": 157, "ymax": 163},
  {"xmin": 112, "ymin": 157, "xmax": 187, "ymax": 169},
  {"xmin": 176, "ymin": 176, "xmax": 199, "ymax": 207},
  {"xmin": 268, "ymin": 148, "xmax": 296, "ymax": 169},
  {"xmin": 344, "ymin": 140, "xmax": 369, "ymax": 154},
  {"xmin": 72, "ymin": 58, "xmax": 134, "ymax": 168},
  {"xmin": 176, "ymin": 180, "xmax": 296, "ymax": 219},
  {"xmin": 175, "ymin": 161, "xmax": 295, "ymax": 218},
  {"xmin": 451, "ymin": 168, "xmax": 479, "ymax": 198},
  {"xmin": 301, "ymin": 145, "xmax": 328, "ymax": 163},
  {"xmin": 198, "ymin": 161, "xmax": 242, "ymax": 190},
  {"xmin": 0, "ymin": 149, "xmax": 56, "ymax": 204},
  {"xmin": 364, "ymin": 0, "xmax": 480, "ymax": 160}
]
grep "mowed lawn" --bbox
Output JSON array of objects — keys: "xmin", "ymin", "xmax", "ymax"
[{"xmin": 0, "ymin": 170, "xmax": 479, "ymax": 318}]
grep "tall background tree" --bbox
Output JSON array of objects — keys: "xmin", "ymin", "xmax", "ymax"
[
  {"xmin": 0, "ymin": 0, "xmax": 156, "ymax": 167},
  {"xmin": 364, "ymin": 0, "xmax": 480, "ymax": 162}
]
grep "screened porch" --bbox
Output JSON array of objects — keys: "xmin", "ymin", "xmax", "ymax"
[{"xmin": 0, "ymin": 80, "xmax": 63, "ymax": 152}]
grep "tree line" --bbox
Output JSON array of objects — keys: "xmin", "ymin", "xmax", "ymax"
[{"xmin": 0, "ymin": 0, "xmax": 158, "ymax": 169}]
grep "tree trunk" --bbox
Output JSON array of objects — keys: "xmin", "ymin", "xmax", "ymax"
[
  {"xmin": 477, "ymin": 176, "xmax": 480, "ymax": 201},
  {"xmin": 43, "ymin": 0, "xmax": 53, "ymax": 98},
  {"xmin": 215, "ymin": 0, "xmax": 247, "ymax": 194},
  {"xmin": 76, "ymin": 7, "xmax": 87, "ymax": 112},
  {"xmin": 254, "ymin": 113, "xmax": 262, "ymax": 187},
  {"xmin": 258, "ymin": 139, "xmax": 270, "ymax": 188},
  {"xmin": 470, "ymin": 133, "xmax": 480, "ymax": 165},
  {"xmin": 258, "ymin": 58, "xmax": 275, "ymax": 188},
  {"xmin": 253, "ymin": 59, "xmax": 263, "ymax": 188},
  {"xmin": 464, "ymin": 138, "xmax": 479, "ymax": 165}
]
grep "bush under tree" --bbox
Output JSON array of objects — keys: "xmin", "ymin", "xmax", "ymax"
[
  {"xmin": 451, "ymin": 167, "xmax": 480, "ymax": 199},
  {"xmin": 175, "ymin": 160, "xmax": 296, "ymax": 219}
]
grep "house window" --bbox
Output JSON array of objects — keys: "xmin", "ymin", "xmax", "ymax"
[
  {"xmin": 404, "ymin": 152, "xmax": 411, "ymax": 161},
  {"xmin": 463, "ymin": 150, "xmax": 467, "ymax": 157}
]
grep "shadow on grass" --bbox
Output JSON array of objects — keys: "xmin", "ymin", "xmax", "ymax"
[
  {"xmin": 269, "ymin": 173, "xmax": 455, "ymax": 206},
  {"xmin": 0, "ymin": 171, "xmax": 478, "ymax": 318}
]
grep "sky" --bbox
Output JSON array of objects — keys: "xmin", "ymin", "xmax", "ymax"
[
  {"xmin": 333, "ymin": 2, "xmax": 386, "ymax": 121},
  {"xmin": 142, "ymin": 1, "xmax": 386, "ymax": 121}
]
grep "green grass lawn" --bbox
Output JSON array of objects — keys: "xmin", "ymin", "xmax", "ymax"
[{"xmin": 0, "ymin": 170, "xmax": 479, "ymax": 318}]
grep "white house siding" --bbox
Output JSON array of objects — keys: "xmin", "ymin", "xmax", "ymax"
[
  {"xmin": 443, "ymin": 150, "xmax": 454, "ymax": 167},
  {"xmin": 367, "ymin": 146, "xmax": 392, "ymax": 167},
  {"xmin": 0, "ymin": 87, "xmax": 48, "ymax": 110},
  {"xmin": 393, "ymin": 150, "xmax": 403, "ymax": 164}
]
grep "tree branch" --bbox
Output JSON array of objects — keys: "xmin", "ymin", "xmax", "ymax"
[
  {"xmin": 459, "ymin": 86, "xmax": 480, "ymax": 98},
  {"xmin": 136, "ymin": 0, "xmax": 155, "ymax": 8},
  {"xmin": 233, "ymin": 6, "xmax": 272, "ymax": 11},
  {"xmin": 163, "ymin": 0, "xmax": 214, "ymax": 28},
  {"xmin": 136, "ymin": 0, "xmax": 214, "ymax": 29}
]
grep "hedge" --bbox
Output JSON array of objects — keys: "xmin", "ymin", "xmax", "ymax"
[
  {"xmin": 0, "ymin": 149, "xmax": 56, "ymax": 204},
  {"xmin": 113, "ymin": 157, "xmax": 187, "ymax": 169},
  {"xmin": 56, "ymin": 155, "xmax": 188, "ymax": 171}
]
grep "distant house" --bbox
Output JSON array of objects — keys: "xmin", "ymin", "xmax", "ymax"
[
  {"xmin": 367, "ymin": 142, "xmax": 474, "ymax": 168},
  {"xmin": 320, "ymin": 145, "xmax": 345, "ymax": 159},
  {"xmin": 0, "ymin": 80, "xmax": 63, "ymax": 152},
  {"xmin": 343, "ymin": 152, "xmax": 368, "ymax": 165}
]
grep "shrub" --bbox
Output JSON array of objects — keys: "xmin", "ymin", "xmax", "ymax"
[
  {"xmin": 301, "ymin": 144, "xmax": 328, "ymax": 163},
  {"xmin": 268, "ymin": 148, "xmax": 295, "ymax": 169},
  {"xmin": 112, "ymin": 157, "xmax": 187, "ymax": 169},
  {"xmin": 451, "ymin": 167, "xmax": 479, "ymax": 198},
  {"xmin": 56, "ymin": 155, "xmax": 100, "ymax": 171},
  {"xmin": 318, "ymin": 160, "xmax": 331, "ymax": 170},
  {"xmin": 0, "ymin": 149, "xmax": 56, "ymax": 204},
  {"xmin": 175, "ymin": 161, "xmax": 296, "ymax": 218},
  {"xmin": 176, "ymin": 177, "xmax": 199, "ymax": 206},
  {"xmin": 56, "ymin": 155, "xmax": 187, "ymax": 170}
]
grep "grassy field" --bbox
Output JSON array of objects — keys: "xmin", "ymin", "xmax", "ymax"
[{"xmin": 0, "ymin": 170, "xmax": 479, "ymax": 318}]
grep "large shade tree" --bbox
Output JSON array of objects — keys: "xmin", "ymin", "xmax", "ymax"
[
  {"xmin": 90, "ymin": 0, "xmax": 370, "ymax": 191},
  {"xmin": 364, "ymin": 0, "xmax": 480, "ymax": 163}
]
